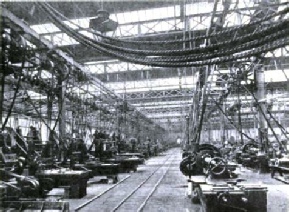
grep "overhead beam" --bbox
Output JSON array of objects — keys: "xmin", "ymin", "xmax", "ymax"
[
  {"xmin": 2, "ymin": 7, "xmax": 118, "ymax": 99},
  {"xmin": 4, "ymin": 1, "xmax": 178, "ymax": 25},
  {"xmin": 2, "ymin": 7, "xmax": 166, "ymax": 131}
]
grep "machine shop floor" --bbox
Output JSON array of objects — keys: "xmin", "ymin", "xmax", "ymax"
[
  {"xmin": 47, "ymin": 148, "xmax": 289, "ymax": 212},
  {"xmin": 56, "ymin": 148, "xmax": 200, "ymax": 212},
  {"xmin": 236, "ymin": 167, "xmax": 289, "ymax": 212}
]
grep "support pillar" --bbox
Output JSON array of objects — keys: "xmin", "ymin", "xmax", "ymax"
[
  {"xmin": 58, "ymin": 75, "xmax": 66, "ymax": 147},
  {"xmin": 220, "ymin": 103, "xmax": 226, "ymax": 145},
  {"xmin": 46, "ymin": 92, "xmax": 53, "ymax": 141},
  {"xmin": 255, "ymin": 67, "xmax": 269, "ymax": 173},
  {"xmin": 0, "ymin": 72, "xmax": 5, "ymax": 127},
  {"xmin": 256, "ymin": 68, "xmax": 268, "ymax": 152},
  {"xmin": 185, "ymin": 115, "xmax": 190, "ymax": 147}
]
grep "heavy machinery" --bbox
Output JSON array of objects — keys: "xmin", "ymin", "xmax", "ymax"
[
  {"xmin": 88, "ymin": 136, "xmax": 144, "ymax": 173},
  {"xmin": 180, "ymin": 144, "xmax": 268, "ymax": 212},
  {"xmin": 0, "ymin": 129, "xmax": 55, "ymax": 197},
  {"xmin": 180, "ymin": 144, "xmax": 237, "ymax": 178},
  {"xmin": 235, "ymin": 142, "xmax": 260, "ymax": 168},
  {"xmin": 269, "ymin": 156, "xmax": 289, "ymax": 184},
  {"xmin": 104, "ymin": 153, "xmax": 144, "ymax": 173},
  {"xmin": 0, "ymin": 132, "xmax": 69, "ymax": 211},
  {"xmin": 66, "ymin": 137, "xmax": 121, "ymax": 183}
]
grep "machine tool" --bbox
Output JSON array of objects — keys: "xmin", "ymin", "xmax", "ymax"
[
  {"xmin": 0, "ymin": 157, "xmax": 68, "ymax": 211},
  {"xmin": 235, "ymin": 142, "xmax": 260, "ymax": 168},
  {"xmin": 180, "ymin": 144, "xmax": 268, "ymax": 212},
  {"xmin": 269, "ymin": 157, "xmax": 289, "ymax": 184},
  {"xmin": 89, "ymin": 137, "xmax": 143, "ymax": 173},
  {"xmin": 65, "ymin": 137, "xmax": 121, "ymax": 183},
  {"xmin": 197, "ymin": 179, "xmax": 267, "ymax": 212},
  {"xmin": 104, "ymin": 153, "xmax": 144, "ymax": 173},
  {"xmin": 0, "ymin": 128, "xmax": 71, "ymax": 211}
]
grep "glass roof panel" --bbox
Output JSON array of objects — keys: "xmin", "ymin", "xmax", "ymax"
[{"xmin": 31, "ymin": 23, "xmax": 59, "ymax": 34}]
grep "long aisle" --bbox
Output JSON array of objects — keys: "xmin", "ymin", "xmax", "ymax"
[
  {"xmin": 140, "ymin": 148, "xmax": 202, "ymax": 212},
  {"xmin": 74, "ymin": 148, "xmax": 201, "ymax": 212},
  {"xmin": 64, "ymin": 148, "xmax": 289, "ymax": 212}
]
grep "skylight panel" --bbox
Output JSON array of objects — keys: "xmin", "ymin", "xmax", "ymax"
[
  {"xmin": 116, "ymin": 6, "xmax": 180, "ymax": 24},
  {"xmin": 29, "ymin": 0, "xmax": 286, "ymax": 53},
  {"xmin": 105, "ymin": 76, "xmax": 196, "ymax": 93},
  {"xmin": 65, "ymin": 17, "xmax": 90, "ymax": 29},
  {"xmin": 265, "ymin": 69, "xmax": 289, "ymax": 82},
  {"xmin": 186, "ymin": 2, "xmax": 213, "ymax": 16},
  {"xmin": 31, "ymin": 23, "xmax": 59, "ymax": 34},
  {"xmin": 140, "ymin": 19, "xmax": 180, "ymax": 34},
  {"xmin": 144, "ymin": 9, "xmax": 155, "ymax": 21},
  {"xmin": 87, "ymin": 64, "xmax": 104, "ymax": 74},
  {"xmin": 265, "ymin": 46, "xmax": 289, "ymax": 57},
  {"xmin": 115, "ymin": 12, "xmax": 127, "ymax": 24},
  {"xmin": 85, "ymin": 62, "xmax": 157, "ymax": 74},
  {"xmin": 137, "ymin": 10, "xmax": 147, "ymax": 22},
  {"xmin": 43, "ymin": 35, "xmax": 52, "ymax": 42},
  {"xmin": 106, "ymin": 62, "xmax": 128, "ymax": 73},
  {"xmin": 130, "ymin": 11, "xmax": 140, "ymax": 22},
  {"xmin": 116, "ymin": 24, "xmax": 138, "ymax": 36},
  {"xmin": 190, "ymin": 16, "xmax": 210, "ymax": 30},
  {"xmin": 129, "ymin": 63, "xmax": 151, "ymax": 71},
  {"xmin": 85, "ymin": 59, "xmax": 119, "ymax": 65},
  {"xmin": 63, "ymin": 20, "xmax": 79, "ymax": 30},
  {"xmin": 167, "ymin": 6, "xmax": 180, "ymax": 17},
  {"xmin": 225, "ymin": 12, "xmax": 252, "ymax": 27},
  {"xmin": 148, "ymin": 8, "xmax": 167, "ymax": 20},
  {"xmin": 52, "ymin": 33, "xmax": 78, "ymax": 46}
]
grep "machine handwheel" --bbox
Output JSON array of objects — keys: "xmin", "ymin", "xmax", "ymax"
[{"xmin": 209, "ymin": 157, "xmax": 226, "ymax": 176}]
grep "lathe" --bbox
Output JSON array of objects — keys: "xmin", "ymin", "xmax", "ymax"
[
  {"xmin": 235, "ymin": 142, "xmax": 260, "ymax": 168},
  {"xmin": 198, "ymin": 180, "xmax": 267, "ymax": 212},
  {"xmin": 180, "ymin": 144, "xmax": 237, "ymax": 178},
  {"xmin": 0, "ymin": 129, "xmax": 55, "ymax": 197},
  {"xmin": 64, "ymin": 137, "xmax": 121, "ymax": 183},
  {"xmin": 36, "ymin": 168, "xmax": 90, "ymax": 198},
  {"xmin": 1, "ymin": 128, "xmax": 76, "ymax": 204},
  {"xmin": 89, "ymin": 137, "xmax": 143, "ymax": 173},
  {"xmin": 180, "ymin": 144, "xmax": 268, "ymax": 211},
  {"xmin": 74, "ymin": 159, "xmax": 120, "ymax": 183},
  {"xmin": 104, "ymin": 154, "xmax": 143, "ymax": 173},
  {"xmin": 269, "ymin": 157, "xmax": 289, "ymax": 184},
  {"xmin": 0, "ymin": 166, "xmax": 68, "ymax": 211}
]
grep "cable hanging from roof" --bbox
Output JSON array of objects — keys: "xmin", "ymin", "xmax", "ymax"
[
  {"xmin": 40, "ymin": 3, "xmax": 289, "ymax": 57},
  {"xmin": 151, "ymin": 28, "xmax": 289, "ymax": 62},
  {"xmin": 41, "ymin": 1, "xmax": 289, "ymax": 46},
  {"xmin": 40, "ymin": 2, "xmax": 289, "ymax": 56},
  {"xmin": 38, "ymin": 2, "xmax": 289, "ymax": 67}
]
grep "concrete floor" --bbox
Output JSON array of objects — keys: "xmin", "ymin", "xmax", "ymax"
[
  {"xmin": 46, "ymin": 148, "xmax": 289, "ymax": 212},
  {"xmin": 71, "ymin": 149, "xmax": 199, "ymax": 212},
  {"xmin": 237, "ymin": 167, "xmax": 289, "ymax": 212}
]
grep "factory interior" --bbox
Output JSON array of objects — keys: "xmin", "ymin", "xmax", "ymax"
[{"xmin": 1, "ymin": 0, "xmax": 289, "ymax": 211}]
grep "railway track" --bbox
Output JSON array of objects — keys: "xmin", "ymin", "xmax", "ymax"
[{"xmin": 75, "ymin": 149, "xmax": 177, "ymax": 212}]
